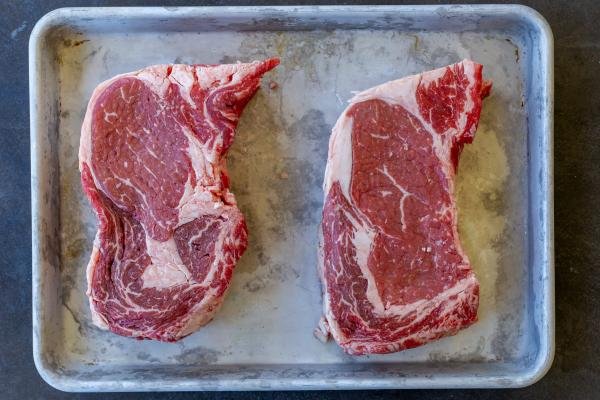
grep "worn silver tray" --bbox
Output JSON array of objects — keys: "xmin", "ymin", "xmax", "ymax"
[{"xmin": 30, "ymin": 5, "xmax": 554, "ymax": 391}]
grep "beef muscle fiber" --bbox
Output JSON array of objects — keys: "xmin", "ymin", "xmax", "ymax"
[
  {"xmin": 317, "ymin": 60, "xmax": 492, "ymax": 355},
  {"xmin": 80, "ymin": 58, "xmax": 279, "ymax": 341}
]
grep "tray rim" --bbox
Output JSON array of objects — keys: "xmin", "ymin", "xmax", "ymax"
[{"xmin": 30, "ymin": 4, "xmax": 554, "ymax": 392}]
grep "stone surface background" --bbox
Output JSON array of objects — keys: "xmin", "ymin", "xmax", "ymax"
[{"xmin": 1, "ymin": 1, "xmax": 596, "ymax": 398}]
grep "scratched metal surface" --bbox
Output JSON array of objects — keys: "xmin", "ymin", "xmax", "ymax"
[{"xmin": 30, "ymin": 5, "xmax": 553, "ymax": 391}]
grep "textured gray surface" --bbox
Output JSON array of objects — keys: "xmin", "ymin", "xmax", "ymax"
[{"xmin": 1, "ymin": 0, "xmax": 597, "ymax": 399}]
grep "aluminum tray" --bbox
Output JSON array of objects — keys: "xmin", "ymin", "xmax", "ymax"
[{"xmin": 30, "ymin": 5, "xmax": 554, "ymax": 391}]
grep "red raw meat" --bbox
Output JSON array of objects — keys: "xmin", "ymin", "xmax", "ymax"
[
  {"xmin": 79, "ymin": 58, "xmax": 279, "ymax": 341},
  {"xmin": 317, "ymin": 60, "xmax": 492, "ymax": 354}
]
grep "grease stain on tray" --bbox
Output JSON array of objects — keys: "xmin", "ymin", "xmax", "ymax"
[{"xmin": 173, "ymin": 346, "xmax": 221, "ymax": 365}]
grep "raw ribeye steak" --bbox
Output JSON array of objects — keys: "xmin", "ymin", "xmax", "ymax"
[
  {"xmin": 317, "ymin": 60, "xmax": 492, "ymax": 354},
  {"xmin": 79, "ymin": 58, "xmax": 279, "ymax": 341}
]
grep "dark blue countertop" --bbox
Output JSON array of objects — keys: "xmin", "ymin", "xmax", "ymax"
[{"xmin": 2, "ymin": 1, "xmax": 598, "ymax": 399}]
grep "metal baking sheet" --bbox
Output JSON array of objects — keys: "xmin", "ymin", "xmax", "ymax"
[{"xmin": 30, "ymin": 5, "xmax": 554, "ymax": 391}]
